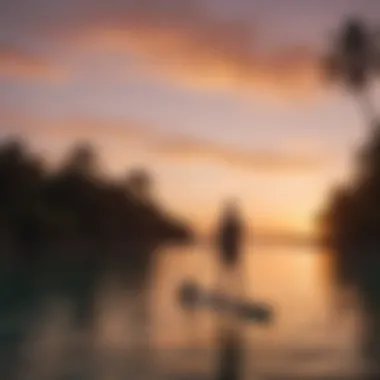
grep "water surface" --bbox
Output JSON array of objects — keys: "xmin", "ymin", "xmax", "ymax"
[{"xmin": 0, "ymin": 243, "xmax": 367, "ymax": 379}]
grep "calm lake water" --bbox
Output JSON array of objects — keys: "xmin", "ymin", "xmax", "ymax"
[{"xmin": 0, "ymin": 243, "xmax": 370, "ymax": 379}]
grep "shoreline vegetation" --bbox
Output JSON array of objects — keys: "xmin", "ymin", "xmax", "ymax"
[
  {"xmin": 320, "ymin": 128, "xmax": 380, "ymax": 371},
  {"xmin": 320, "ymin": 128, "xmax": 380, "ymax": 254},
  {"xmin": 0, "ymin": 138, "xmax": 193, "ymax": 264},
  {"xmin": 319, "ymin": 126, "xmax": 380, "ymax": 306}
]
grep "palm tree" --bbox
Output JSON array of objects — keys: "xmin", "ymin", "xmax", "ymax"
[{"xmin": 325, "ymin": 18, "xmax": 379, "ymax": 128}]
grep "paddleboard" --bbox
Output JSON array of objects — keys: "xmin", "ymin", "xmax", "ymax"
[{"xmin": 178, "ymin": 281, "xmax": 273, "ymax": 324}]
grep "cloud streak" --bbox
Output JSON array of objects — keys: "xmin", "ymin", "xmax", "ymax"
[
  {"xmin": 152, "ymin": 137, "xmax": 325, "ymax": 173},
  {"xmin": 0, "ymin": 44, "xmax": 66, "ymax": 81},
  {"xmin": 73, "ymin": 14, "xmax": 321, "ymax": 97},
  {"xmin": 0, "ymin": 112, "xmax": 145, "ymax": 142},
  {"xmin": 0, "ymin": 111, "xmax": 325, "ymax": 173},
  {"xmin": 0, "ymin": 0, "xmax": 322, "ymax": 96}
]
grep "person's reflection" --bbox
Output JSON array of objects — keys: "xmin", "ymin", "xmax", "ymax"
[
  {"xmin": 215, "ymin": 324, "xmax": 243, "ymax": 380},
  {"xmin": 215, "ymin": 199, "xmax": 244, "ymax": 296}
]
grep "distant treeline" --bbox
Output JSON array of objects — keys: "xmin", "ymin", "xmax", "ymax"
[
  {"xmin": 320, "ymin": 128, "xmax": 380, "ymax": 252},
  {"xmin": 0, "ymin": 139, "xmax": 192, "ymax": 261}
]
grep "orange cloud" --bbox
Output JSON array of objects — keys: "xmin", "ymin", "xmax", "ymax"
[
  {"xmin": 152, "ymin": 137, "xmax": 326, "ymax": 173},
  {"xmin": 0, "ymin": 0, "xmax": 325, "ymax": 95},
  {"xmin": 0, "ymin": 45, "xmax": 66, "ymax": 81},
  {"xmin": 0, "ymin": 0, "xmax": 323, "ymax": 95},
  {"xmin": 62, "ymin": 7, "xmax": 322, "ymax": 98}
]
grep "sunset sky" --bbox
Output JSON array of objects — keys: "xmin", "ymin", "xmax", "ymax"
[{"xmin": 1, "ymin": 0, "xmax": 380, "ymax": 237}]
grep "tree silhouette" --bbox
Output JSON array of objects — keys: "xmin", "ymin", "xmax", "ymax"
[
  {"xmin": 0, "ymin": 138, "xmax": 192, "ymax": 263},
  {"xmin": 321, "ymin": 18, "xmax": 380, "ymax": 252},
  {"xmin": 125, "ymin": 168, "xmax": 153, "ymax": 204},
  {"xmin": 325, "ymin": 18, "xmax": 380, "ymax": 127},
  {"xmin": 60, "ymin": 142, "xmax": 99, "ymax": 178},
  {"xmin": 322, "ymin": 20, "xmax": 380, "ymax": 374}
]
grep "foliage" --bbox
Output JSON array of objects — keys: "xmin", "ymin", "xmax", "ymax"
[{"xmin": 0, "ymin": 139, "xmax": 192, "ymax": 261}]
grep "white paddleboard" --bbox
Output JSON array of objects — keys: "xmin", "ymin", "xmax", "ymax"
[{"xmin": 178, "ymin": 281, "xmax": 273, "ymax": 323}]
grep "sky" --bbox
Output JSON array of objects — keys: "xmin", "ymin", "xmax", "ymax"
[{"xmin": 1, "ymin": 0, "xmax": 380, "ymax": 237}]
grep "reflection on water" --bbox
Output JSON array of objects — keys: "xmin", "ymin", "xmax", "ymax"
[{"xmin": 0, "ymin": 244, "xmax": 368, "ymax": 379}]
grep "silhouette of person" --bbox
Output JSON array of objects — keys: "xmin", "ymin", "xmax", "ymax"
[
  {"xmin": 216, "ymin": 200, "xmax": 243, "ymax": 268},
  {"xmin": 215, "ymin": 200, "xmax": 246, "ymax": 300}
]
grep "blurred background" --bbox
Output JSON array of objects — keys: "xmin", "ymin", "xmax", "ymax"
[{"xmin": 2, "ymin": 0, "xmax": 380, "ymax": 379}]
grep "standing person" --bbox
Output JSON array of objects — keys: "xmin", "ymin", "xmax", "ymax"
[
  {"xmin": 215, "ymin": 199, "xmax": 245, "ymax": 297},
  {"xmin": 217, "ymin": 200, "xmax": 243, "ymax": 268}
]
